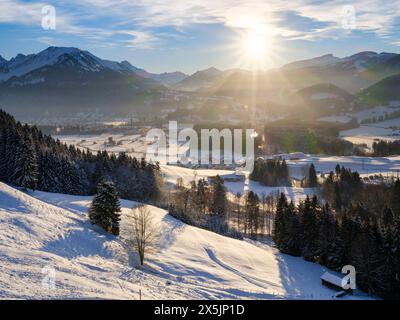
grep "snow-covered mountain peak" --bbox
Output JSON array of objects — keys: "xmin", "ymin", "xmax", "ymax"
[
  {"xmin": 340, "ymin": 51, "xmax": 398, "ymax": 71},
  {"xmin": 0, "ymin": 46, "xmax": 184, "ymax": 83},
  {"xmin": 0, "ymin": 47, "xmax": 136, "ymax": 81},
  {"xmin": 0, "ymin": 47, "xmax": 101, "ymax": 81},
  {"xmin": 283, "ymin": 53, "xmax": 341, "ymax": 70}
]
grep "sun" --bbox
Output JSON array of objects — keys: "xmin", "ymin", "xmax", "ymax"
[
  {"xmin": 237, "ymin": 26, "xmax": 273, "ymax": 69},
  {"xmin": 245, "ymin": 30, "xmax": 269, "ymax": 59}
]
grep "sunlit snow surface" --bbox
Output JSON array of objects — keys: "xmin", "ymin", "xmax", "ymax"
[{"xmin": 0, "ymin": 182, "xmax": 373, "ymax": 299}]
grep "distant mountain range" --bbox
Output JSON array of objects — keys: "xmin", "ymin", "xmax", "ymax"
[
  {"xmin": 1, "ymin": 47, "xmax": 399, "ymax": 120},
  {"xmin": 281, "ymin": 54, "xmax": 341, "ymax": 70},
  {"xmin": 0, "ymin": 47, "xmax": 187, "ymax": 85},
  {"xmin": 196, "ymin": 51, "xmax": 400, "ymax": 103},
  {"xmin": 173, "ymin": 67, "xmax": 223, "ymax": 91},
  {"xmin": 0, "ymin": 47, "xmax": 173, "ymax": 118}
]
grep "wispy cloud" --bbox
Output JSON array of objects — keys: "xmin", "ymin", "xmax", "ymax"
[
  {"xmin": 72, "ymin": 0, "xmax": 400, "ymax": 40},
  {"xmin": 1, "ymin": 0, "xmax": 399, "ymax": 47},
  {"xmin": 0, "ymin": 0, "xmax": 159, "ymax": 48}
]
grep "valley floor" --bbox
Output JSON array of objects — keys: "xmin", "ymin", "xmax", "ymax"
[{"xmin": 0, "ymin": 183, "xmax": 373, "ymax": 299}]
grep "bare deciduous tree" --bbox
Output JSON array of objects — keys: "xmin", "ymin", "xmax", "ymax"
[{"xmin": 128, "ymin": 205, "xmax": 159, "ymax": 266}]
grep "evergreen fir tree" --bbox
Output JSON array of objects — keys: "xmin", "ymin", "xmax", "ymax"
[
  {"xmin": 37, "ymin": 151, "xmax": 60, "ymax": 192},
  {"xmin": 333, "ymin": 182, "xmax": 342, "ymax": 211},
  {"xmin": 285, "ymin": 201, "xmax": 302, "ymax": 256},
  {"xmin": 380, "ymin": 209, "xmax": 400, "ymax": 298},
  {"xmin": 308, "ymin": 163, "xmax": 318, "ymax": 187},
  {"xmin": 12, "ymin": 135, "xmax": 38, "ymax": 191},
  {"xmin": 244, "ymin": 191, "xmax": 260, "ymax": 237},
  {"xmin": 88, "ymin": 181, "xmax": 121, "ymax": 235},
  {"xmin": 0, "ymin": 128, "xmax": 7, "ymax": 181},
  {"xmin": 317, "ymin": 203, "xmax": 337, "ymax": 265},
  {"xmin": 325, "ymin": 220, "xmax": 344, "ymax": 270},
  {"xmin": 300, "ymin": 195, "xmax": 318, "ymax": 261},
  {"xmin": 351, "ymin": 215, "xmax": 386, "ymax": 296},
  {"xmin": 340, "ymin": 213, "xmax": 356, "ymax": 265},
  {"xmin": 274, "ymin": 193, "xmax": 288, "ymax": 251},
  {"xmin": 335, "ymin": 163, "xmax": 341, "ymax": 177},
  {"xmin": 210, "ymin": 175, "xmax": 226, "ymax": 216},
  {"xmin": 390, "ymin": 179, "xmax": 400, "ymax": 215},
  {"xmin": 2, "ymin": 129, "xmax": 18, "ymax": 183},
  {"xmin": 196, "ymin": 178, "xmax": 208, "ymax": 214}
]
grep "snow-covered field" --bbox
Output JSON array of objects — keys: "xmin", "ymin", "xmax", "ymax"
[
  {"xmin": 340, "ymin": 117, "xmax": 400, "ymax": 147},
  {"xmin": 55, "ymin": 133, "xmax": 189, "ymax": 163},
  {"xmin": 161, "ymin": 164, "xmax": 315, "ymax": 203},
  {"xmin": 56, "ymin": 133, "xmax": 400, "ymax": 202},
  {"xmin": 285, "ymin": 154, "xmax": 400, "ymax": 177},
  {"xmin": 319, "ymin": 104, "xmax": 400, "ymax": 147},
  {"xmin": 0, "ymin": 182, "xmax": 373, "ymax": 299},
  {"xmin": 320, "ymin": 105, "xmax": 400, "ymax": 125},
  {"xmin": 319, "ymin": 105, "xmax": 400, "ymax": 147},
  {"xmin": 161, "ymin": 153, "xmax": 400, "ymax": 201},
  {"xmin": 351, "ymin": 105, "xmax": 400, "ymax": 123},
  {"xmin": 55, "ymin": 134, "xmax": 150, "ymax": 159},
  {"xmin": 340, "ymin": 125, "xmax": 400, "ymax": 147}
]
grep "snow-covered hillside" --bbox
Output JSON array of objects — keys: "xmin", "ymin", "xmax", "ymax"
[{"xmin": 0, "ymin": 182, "xmax": 372, "ymax": 299}]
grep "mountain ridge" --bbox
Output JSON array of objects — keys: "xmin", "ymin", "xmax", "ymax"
[{"xmin": 0, "ymin": 46, "xmax": 188, "ymax": 86}]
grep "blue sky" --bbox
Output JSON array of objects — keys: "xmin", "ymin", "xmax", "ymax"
[{"xmin": 0, "ymin": 0, "xmax": 399, "ymax": 74}]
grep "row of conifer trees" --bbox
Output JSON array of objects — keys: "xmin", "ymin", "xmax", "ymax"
[
  {"xmin": 0, "ymin": 109, "xmax": 162, "ymax": 201},
  {"xmin": 274, "ymin": 177, "xmax": 400, "ymax": 299}
]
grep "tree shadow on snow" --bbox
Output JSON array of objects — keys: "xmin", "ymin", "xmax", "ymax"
[
  {"xmin": 274, "ymin": 252, "xmax": 332, "ymax": 299},
  {"xmin": 41, "ymin": 227, "xmax": 114, "ymax": 259},
  {"xmin": 158, "ymin": 214, "xmax": 187, "ymax": 250}
]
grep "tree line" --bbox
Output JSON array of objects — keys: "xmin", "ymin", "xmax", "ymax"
[
  {"xmin": 274, "ymin": 163, "xmax": 400, "ymax": 299},
  {"xmin": 0, "ymin": 109, "xmax": 162, "ymax": 201},
  {"xmin": 167, "ymin": 175, "xmax": 240, "ymax": 237},
  {"xmin": 168, "ymin": 174, "xmax": 281, "ymax": 239},
  {"xmin": 372, "ymin": 140, "xmax": 400, "ymax": 157},
  {"xmin": 165, "ymin": 162, "xmax": 399, "ymax": 299},
  {"xmin": 251, "ymin": 158, "xmax": 319, "ymax": 188},
  {"xmin": 321, "ymin": 165, "xmax": 363, "ymax": 210},
  {"xmin": 250, "ymin": 158, "xmax": 290, "ymax": 186}
]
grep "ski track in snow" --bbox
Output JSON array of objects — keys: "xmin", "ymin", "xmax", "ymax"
[{"xmin": 203, "ymin": 247, "xmax": 281, "ymax": 290}]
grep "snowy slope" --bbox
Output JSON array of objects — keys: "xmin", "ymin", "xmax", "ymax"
[{"xmin": 0, "ymin": 182, "xmax": 373, "ymax": 299}]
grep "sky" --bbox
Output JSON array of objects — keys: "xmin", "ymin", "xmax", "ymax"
[{"xmin": 0, "ymin": 0, "xmax": 399, "ymax": 74}]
